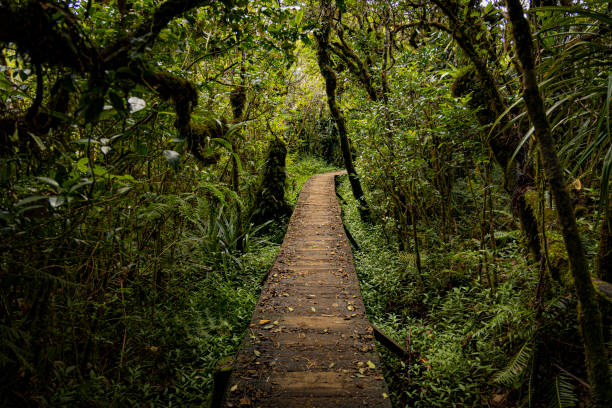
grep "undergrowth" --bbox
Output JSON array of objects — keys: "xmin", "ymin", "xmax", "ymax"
[
  {"xmin": 336, "ymin": 175, "xmax": 591, "ymax": 408},
  {"xmin": 0, "ymin": 156, "xmax": 334, "ymax": 407}
]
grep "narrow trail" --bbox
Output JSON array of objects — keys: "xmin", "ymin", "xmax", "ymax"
[{"xmin": 225, "ymin": 172, "xmax": 391, "ymax": 408}]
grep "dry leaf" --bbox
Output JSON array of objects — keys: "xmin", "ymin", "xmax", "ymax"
[
  {"xmin": 367, "ymin": 360, "xmax": 376, "ymax": 369},
  {"xmin": 230, "ymin": 384, "xmax": 238, "ymax": 392},
  {"xmin": 259, "ymin": 320, "xmax": 270, "ymax": 325}
]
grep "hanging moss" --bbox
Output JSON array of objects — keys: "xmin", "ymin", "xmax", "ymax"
[
  {"xmin": 144, "ymin": 70, "xmax": 226, "ymax": 165},
  {"xmin": 451, "ymin": 66, "xmax": 496, "ymax": 126},
  {"xmin": 250, "ymin": 137, "xmax": 291, "ymax": 226}
]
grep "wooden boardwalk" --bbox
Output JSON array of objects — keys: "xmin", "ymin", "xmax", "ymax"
[{"xmin": 224, "ymin": 172, "xmax": 391, "ymax": 408}]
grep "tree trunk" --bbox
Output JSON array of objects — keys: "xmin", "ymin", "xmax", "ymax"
[
  {"xmin": 229, "ymin": 51, "xmax": 247, "ymax": 250},
  {"xmin": 597, "ymin": 211, "xmax": 612, "ymax": 283},
  {"xmin": 434, "ymin": 0, "xmax": 542, "ymax": 260},
  {"xmin": 315, "ymin": 0, "xmax": 371, "ymax": 221},
  {"xmin": 506, "ymin": 1, "xmax": 611, "ymax": 405}
]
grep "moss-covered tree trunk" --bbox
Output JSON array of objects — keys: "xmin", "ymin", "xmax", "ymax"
[
  {"xmin": 250, "ymin": 137, "xmax": 291, "ymax": 226},
  {"xmin": 506, "ymin": 1, "xmax": 612, "ymax": 405},
  {"xmin": 432, "ymin": 0, "xmax": 542, "ymax": 261},
  {"xmin": 314, "ymin": 0, "xmax": 371, "ymax": 222},
  {"xmin": 229, "ymin": 51, "xmax": 247, "ymax": 250},
  {"xmin": 597, "ymin": 211, "xmax": 612, "ymax": 283}
]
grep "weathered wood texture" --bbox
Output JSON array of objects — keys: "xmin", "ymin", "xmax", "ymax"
[{"xmin": 224, "ymin": 172, "xmax": 391, "ymax": 408}]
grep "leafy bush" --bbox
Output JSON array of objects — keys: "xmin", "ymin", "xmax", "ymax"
[{"xmin": 337, "ymin": 175, "xmax": 587, "ymax": 408}]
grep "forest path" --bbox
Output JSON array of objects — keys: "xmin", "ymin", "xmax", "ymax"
[{"xmin": 224, "ymin": 172, "xmax": 391, "ymax": 408}]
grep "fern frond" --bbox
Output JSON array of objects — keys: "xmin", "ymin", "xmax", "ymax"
[
  {"xmin": 493, "ymin": 341, "xmax": 534, "ymax": 386},
  {"xmin": 548, "ymin": 372, "xmax": 578, "ymax": 408}
]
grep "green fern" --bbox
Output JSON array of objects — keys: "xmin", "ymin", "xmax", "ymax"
[
  {"xmin": 548, "ymin": 372, "xmax": 578, "ymax": 408},
  {"xmin": 493, "ymin": 340, "xmax": 534, "ymax": 386}
]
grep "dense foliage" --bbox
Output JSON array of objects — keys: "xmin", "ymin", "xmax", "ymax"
[{"xmin": 1, "ymin": 0, "xmax": 610, "ymax": 407}]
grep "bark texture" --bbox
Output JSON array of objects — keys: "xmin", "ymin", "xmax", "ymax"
[
  {"xmin": 597, "ymin": 210, "xmax": 612, "ymax": 283},
  {"xmin": 506, "ymin": 1, "xmax": 611, "ymax": 405}
]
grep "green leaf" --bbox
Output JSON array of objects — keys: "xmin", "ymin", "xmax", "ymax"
[
  {"xmin": 212, "ymin": 137, "xmax": 232, "ymax": 150},
  {"xmin": 69, "ymin": 179, "xmax": 93, "ymax": 193},
  {"xmin": 35, "ymin": 176, "xmax": 60, "ymax": 190},
  {"xmin": 28, "ymin": 133, "xmax": 46, "ymax": 151},
  {"xmin": 76, "ymin": 158, "xmax": 89, "ymax": 173},
  {"xmin": 15, "ymin": 195, "xmax": 47, "ymax": 207}
]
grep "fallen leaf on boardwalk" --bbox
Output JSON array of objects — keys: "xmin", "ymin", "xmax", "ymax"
[
  {"xmin": 230, "ymin": 384, "xmax": 238, "ymax": 392},
  {"xmin": 347, "ymin": 305, "xmax": 353, "ymax": 311},
  {"xmin": 307, "ymin": 294, "xmax": 316, "ymax": 298},
  {"xmin": 382, "ymin": 393, "xmax": 389, "ymax": 399},
  {"xmin": 332, "ymin": 302, "xmax": 338, "ymax": 307},
  {"xmin": 253, "ymin": 350, "xmax": 261, "ymax": 357},
  {"xmin": 263, "ymin": 324, "xmax": 274, "ymax": 329},
  {"xmin": 239, "ymin": 396, "xmax": 251, "ymax": 406},
  {"xmin": 367, "ymin": 360, "xmax": 376, "ymax": 369},
  {"xmin": 273, "ymin": 320, "xmax": 278, "ymax": 325},
  {"xmin": 311, "ymin": 307, "xmax": 316, "ymax": 312},
  {"xmin": 281, "ymin": 293, "xmax": 289, "ymax": 297},
  {"xmin": 357, "ymin": 362, "xmax": 364, "ymax": 367},
  {"xmin": 259, "ymin": 320, "xmax": 270, "ymax": 325},
  {"xmin": 288, "ymin": 307, "xmax": 294, "ymax": 312},
  {"xmin": 359, "ymin": 368, "xmax": 365, "ymax": 374},
  {"xmin": 329, "ymin": 362, "xmax": 335, "ymax": 368}
]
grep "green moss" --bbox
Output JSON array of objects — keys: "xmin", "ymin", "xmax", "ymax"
[
  {"xmin": 451, "ymin": 66, "xmax": 477, "ymax": 99},
  {"xmin": 250, "ymin": 137, "xmax": 291, "ymax": 225},
  {"xmin": 547, "ymin": 237, "xmax": 570, "ymax": 285}
]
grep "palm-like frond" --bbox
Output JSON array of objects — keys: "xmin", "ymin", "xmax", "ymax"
[
  {"xmin": 547, "ymin": 372, "xmax": 578, "ymax": 408},
  {"xmin": 493, "ymin": 340, "xmax": 534, "ymax": 386},
  {"xmin": 530, "ymin": 5, "xmax": 612, "ymax": 213}
]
